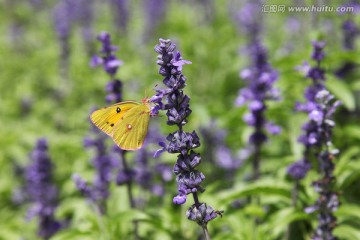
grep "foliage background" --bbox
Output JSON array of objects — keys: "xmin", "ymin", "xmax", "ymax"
[{"xmin": 0, "ymin": 0, "xmax": 360, "ymax": 239}]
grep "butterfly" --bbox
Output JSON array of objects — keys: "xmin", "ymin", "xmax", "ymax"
[{"xmin": 90, "ymin": 98, "xmax": 151, "ymax": 150}]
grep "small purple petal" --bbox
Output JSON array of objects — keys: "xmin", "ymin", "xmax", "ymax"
[
  {"xmin": 249, "ymin": 100, "xmax": 263, "ymax": 111},
  {"xmin": 243, "ymin": 113, "xmax": 255, "ymax": 126},
  {"xmin": 266, "ymin": 122, "xmax": 282, "ymax": 135},
  {"xmin": 154, "ymin": 142, "xmax": 167, "ymax": 158},
  {"xmin": 309, "ymin": 110, "xmax": 324, "ymax": 123},
  {"xmin": 240, "ymin": 68, "xmax": 252, "ymax": 79},
  {"xmin": 106, "ymin": 59, "xmax": 123, "ymax": 68},
  {"xmin": 97, "ymin": 32, "xmax": 109, "ymax": 42},
  {"xmin": 308, "ymin": 132, "xmax": 318, "ymax": 145},
  {"xmin": 295, "ymin": 61, "xmax": 311, "ymax": 76},
  {"xmin": 90, "ymin": 55, "xmax": 103, "ymax": 67},
  {"xmin": 305, "ymin": 205, "xmax": 318, "ymax": 214},
  {"xmin": 173, "ymin": 194, "xmax": 187, "ymax": 204}
]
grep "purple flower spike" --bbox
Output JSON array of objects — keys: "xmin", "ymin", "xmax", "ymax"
[
  {"xmin": 53, "ymin": 0, "xmax": 95, "ymax": 76},
  {"xmin": 92, "ymin": 32, "xmax": 124, "ymax": 103},
  {"xmin": 335, "ymin": 19, "xmax": 359, "ymax": 78},
  {"xmin": 311, "ymin": 41, "xmax": 326, "ymax": 62},
  {"xmin": 143, "ymin": 0, "xmax": 167, "ymax": 42},
  {"xmin": 90, "ymin": 32, "xmax": 123, "ymax": 79},
  {"xmin": 150, "ymin": 39, "xmax": 220, "ymax": 229},
  {"xmin": 75, "ymin": 126, "xmax": 115, "ymax": 214},
  {"xmin": 342, "ymin": 20, "xmax": 359, "ymax": 50},
  {"xmin": 25, "ymin": 138, "xmax": 63, "ymax": 239},
  {"xmin": 75, "ymin": 32, "xmax": 123, "ymax": 215},
  {"xmin": 53, "ymin": 0, "xmax": 73, "ymax": 40},
  {"xmin": 110, "ymin": 0, "xmax": 129, "ymax": 33},
  {"xmin": 235, "ymin": 40, "xmax": 281, "ymax": 180},
  {"xmin": 289, "ymin": 41, "xmax": 341, "ymax": 239},
  {"xmin": 234, "ymin": 2, "xmax": 262, "ymax": 42}
]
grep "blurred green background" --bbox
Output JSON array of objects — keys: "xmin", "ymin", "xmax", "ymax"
[{"xmin": 0, "ymin": 0, "xmax": 360, "ymax": 239}]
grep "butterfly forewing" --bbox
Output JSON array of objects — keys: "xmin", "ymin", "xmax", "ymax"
[
  {"xmin": 90, "ymin": 102, "xmax": 140, "ymax": 136},
  {"xmin": 112, "ymin": 103, "xmax": 151, "ymax": 150}
]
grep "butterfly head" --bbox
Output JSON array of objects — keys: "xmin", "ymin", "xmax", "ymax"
[{"xmin": 141, "ymin": 97, "xmax": 150, "ymax": 104}]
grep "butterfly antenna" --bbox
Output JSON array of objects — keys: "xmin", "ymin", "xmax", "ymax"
[{"xmin": 142, "ymin": 89, "xmax": 149, "ymax": 103}]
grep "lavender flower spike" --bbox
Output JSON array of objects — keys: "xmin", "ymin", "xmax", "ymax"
[
  {"xmin": 151, "ymin": 39, "xmax": 221, "ymax": 232},
  {"xmin": 74, "ymin": 32, "xmax": 122, "ymax": 214},
  {"xmin": 90, "ymin": 32, "xmax": 124, "ymax": 103},
  {"xmin": 335, "ymin": 19, "xmax": 359, "ymax": 78},
  {"xmin": 290, "ymin": 41, "xmax": 328, "ymax": 182},
  {"xmin": 26, "ymin": 138, "xmax": 62, "ymax": 239},
  {"xmin": 53, "ymin": 0, "xmax": 73, "ymax": 79},
  {"xmin": 110, "ymin": 0, "xmax": 130, "ymax": 33},
  {"xmin": 306, "ymin": 90, "xmax": 341, "ymax": 240},
  {"xmin": 289, "ymin": 41, "xmax": 341, "ymax": 239},
  {"xmin": 74, "ymin": 131, "xmax": 115, "ymax": 214},
  {"xmin": 235, "ymin": 41, "xmax": 281, "ymax": 180}
]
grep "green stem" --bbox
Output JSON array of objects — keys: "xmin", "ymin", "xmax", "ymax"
[
  {"xmin": 92, "ymin": 204, "xmax": 110, "ymax": 240},
  {"xmin": 202, "ymin": 225, "xmax": 211, "ymax": 240},
  {"xmin": 121, "ymin": 151, "xmax": 139, "ymax": 240}
]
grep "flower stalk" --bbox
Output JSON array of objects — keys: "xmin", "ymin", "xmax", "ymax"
[
  {"xmin": 151, "ymin": 39, "xmax": 220, "ymax": 238},
  {"xmin": 235, "ymin": 42, "xmax": 281, "ymax": 181},
  {"xmin": 74, "ymin": 32, "xmax": 124, "ymax": 216},
  {"xmin": 288, "ymin": 41, "xmax": 341, "ymax": 239},
  {"xmin": 26, "ymin": 138, "xmax": 62, "ymax": 239}
]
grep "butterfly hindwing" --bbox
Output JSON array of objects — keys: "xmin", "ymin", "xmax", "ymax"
[
  {"xmin": 90, "ymin": 102, "xmax": 140, "ymax": 136},
  {"xmin": 112, "ymin": 103, "xmax": 151, "ymax": 150}
]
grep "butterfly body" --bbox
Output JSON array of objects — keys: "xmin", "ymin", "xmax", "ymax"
[{"xmin": 90, "ymin": 98, "xmax": 151, "ymax": 150}]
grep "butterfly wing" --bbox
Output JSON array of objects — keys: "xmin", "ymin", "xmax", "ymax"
[
  {"xmin": 112, "ymin": 103, "xmax": 151, "ymax": 150},
  {"xmin": 90, "ymin": 101, "xmax": 140, "ymax": 136}
]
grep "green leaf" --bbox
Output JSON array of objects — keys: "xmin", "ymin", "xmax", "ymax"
[
  {"xmin": 0, "ymin": 229, "xmax": 22, "ymax": 240},
  {"xmin": 351, "ymin": 79, "xmax": 360, "ymax": 90},
  {"xmin": 217, "ymin": 179, "xmax": 292, "ymax": 207},
  {"xmin": 336, "ymin": 204, "xmax": 360, "ymax": 222},
  {"xmin": 337, "ymin": 163, "xmax": 360, "ymax": 189},
  {"xmin": 333, "ymin": 225, "xmax": 360, "ymax": 240},
  {"xmin": 334, "ymin": 146, "xmax": 360, "ymax": 176},
  {"xmin": 326, "ymin": 76, "xmax": 355, "ymax": 111},
  {"xmin": 51, "ymin": 230, "xmax": 96, "ymax": 240},
  {"xmin": 267, "ymin": 208, "xmax": 310, "ymax": 238},
  {"xmin": 288, "ymin": 114, "xmax": 307, "ymax": 159},
  {"xmin": 243, "ymin": 204, "xmax": 265, "ymax": 218},
  {"xmin": 343, "ymin": 125, "xmax": 360, "ymax": 141},
  {"xmin": 109, "ymin": 209, "xmax": 152, "ymax": 223}
]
